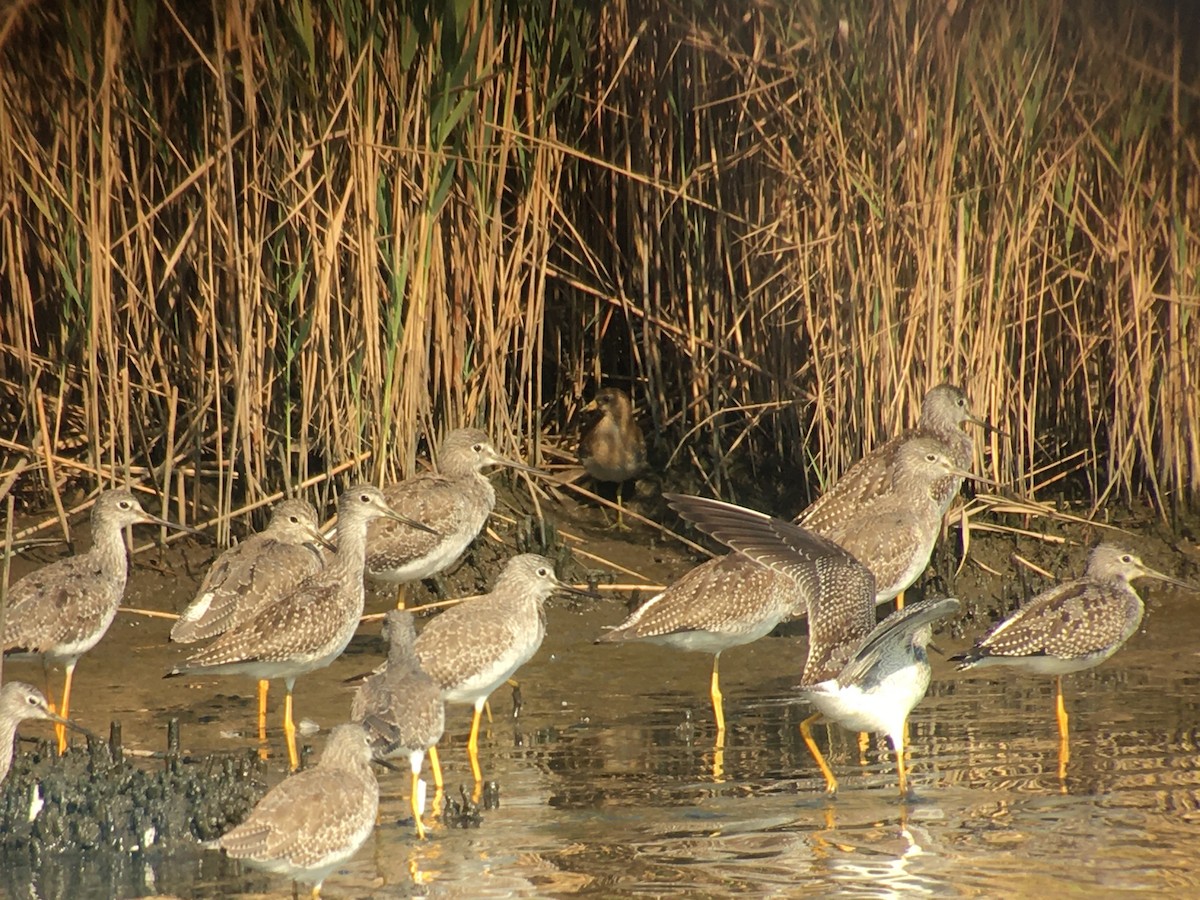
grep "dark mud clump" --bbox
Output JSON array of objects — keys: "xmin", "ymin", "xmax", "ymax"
[{"xmin": 0, "ymin": 719, "xmax": 267, "ymax": 861}]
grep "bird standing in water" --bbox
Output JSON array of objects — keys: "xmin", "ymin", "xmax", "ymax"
[
  {"xmin": 171, "ymin": 498, "xmax": 331, "ymax": 742},
  {"xmin": 215, "ymin": 723, "xmax": 378, "ymax": 899},
  {"xmin": 352, "ymin": 610, "xmax": 444, "ymax": 839},
  {"xmin": 954, "ymin": 544, "xmax": 1193, "ymax": 777},
  {"xmin": 3, "ymin": 489, "xmax": 188, "ymax": 753}
]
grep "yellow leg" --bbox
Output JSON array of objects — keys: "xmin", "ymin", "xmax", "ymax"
[
  {"xmin": 256, "ymin": 680, "xmax": 269, "ymax": 743},
  {"xmin": 895, "ymin": 589, "xmax": 905, "ymax": 612},
  {"xmin": 1055, "ymin": 676, "xmax": 1070, "ymax": 779},
  {"xmin": 56, "ymin": 661, "xmax": 77, "ymax": 755},
  {"xmin": 468, "ymin": 704, "xmax": 483, "ymax": 784},
  {"xmin": 484, "ymin": 700, "xmax": 493, "ymax": 724},
  {"xmin": 428, "ymin": 744, "xmax": 444, "ymax": 790},
  {"xmin": 395, "ymin": 583, "xmax": 408, "ymax": 610},
  {"xmin": 800, "ymin": 711, "xmax": 838, "ymax": 794},
  {"xmin": 857, "ymin": 731, "xmax": 869, "ymax": 764},
  {"xmin": 711, "ymin": 655, "xmax": 726, "ymax": 736},
  {"xmin": 411, "ymin": 765, "xmax": 426, "ymax": 840},
  {"xmin": 894, "ymin": 733, "xmax": 909, "ymax": 797},
  {"xmin": 284, "ymin": 687, "xmax": 300, "ymax": 771},
  {"xmin": 311, "ymin": 884, "xmax": 321, "ymax": 899},
  {"xmin": 712, "ymin": 727, "xmax": 726, "ymax": 783}
]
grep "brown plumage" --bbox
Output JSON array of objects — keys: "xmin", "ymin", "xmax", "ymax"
[
  {"xmin": 597, "ymin": 429, "xmax": 981, "ymax": 733},
  {"xmin": 661, "ymin": 493, "xmax": 877, "ymax": 686},
  {"xmin": 956, "ymin": 544, "xmax": 1190, "ymax": 675},
  {"xmin": 171, "ymin": 499, "xmax": 328, "ymax": 644},
  {"xmin": 798, "ymin": 382, "xmax": 986, "ymax": 534},
  {"xmin": 352, "ymin": 610, "xmax": 443, "ymax": 839},
  {"xmin": 577, "ymin": 387, "xmax": 647, "ymax": 486},
  {"xmin": 954, "ymin": 544, "xmax": 1193, "ymax": 775},
  {"xmin": 3, "ymin": 489, "xmax": 185, "ymax": 752},
  {"xmin": 365, "ymin": 428, "xmax": 540, "ymax": 587},
  {"xmin": 216, "ymin": 723, "xmax": 378, "ymax": 899},
  {"xmin": 665, "ymin": 492, "xmax": 961, "ymax": 795},
  {"xmin": 168, "ymin": 485, "xmax": 409, "ymax": 770},
  {"xmin": 414, "ymin": 554, "xmax": 592, "ymax": 785}
]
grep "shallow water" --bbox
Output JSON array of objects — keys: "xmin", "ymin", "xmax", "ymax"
[{"xmin": 2, "ymin": 544, "xmax": 1199, "ymax": 898}]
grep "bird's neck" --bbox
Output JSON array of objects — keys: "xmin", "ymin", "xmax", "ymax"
[
  {"xmin": 90, "ymin": 525, "xmax": 132, "ymax": 582},
  {"xmin": 329, "ymin": 518, "xmax": 369, "ymax": 578}
]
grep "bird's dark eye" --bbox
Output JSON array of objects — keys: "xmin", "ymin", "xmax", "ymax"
[
  {"xmin": 473, "ymin": 444, "xmax": 484, "ymax": 453},
  {"xmin": 119, "ymin": 501, "xmax": 132, "ymax": 509},
  {"xmin": 1122, "ymin": 554, "xmax": 1133, "ymax": 564},
  {"xmin": 537, "ymin": 567, "xmax": 550, "ymax": 578},
  {"xmin": 26, "ymin": 695, "xmax": 38, "ymax": 706}
]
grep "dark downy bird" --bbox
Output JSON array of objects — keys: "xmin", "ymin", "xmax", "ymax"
[{"xmin": 577, "ymin": 387, "xmax": 647, "ymax": 530}]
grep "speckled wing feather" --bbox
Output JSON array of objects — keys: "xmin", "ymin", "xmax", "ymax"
[
  {"xmin": 597, "ymin": 553, "xmax": 799, "ymax": 641},
  {"xmin": 219, "ymin": 768, "xmax": 376, "ymax": 867},
  {"xmin": 352, "ymin": 613, "xmax": 444, "ymax": 755},
  {"xmin": 797, "ymin": 433, "xmax": 905, "ymax": 533},
  {"xmin": 414, "ymin": 596, "xmax": 533, "ymax": 694},
  {"xmin": 172, "ymin": 537, "xmax": 325, "ymax": 643},
  {"xmin": 664, "ymin": 493, "xmax": 877, "ymax": 684},
  {"xmin": 2, "ymin": 556, "xmax": 121, "ymax": 653},
  {"xmin": 971, "ymin": 580, "xmax": 1140, "ymax": 662},
  {"xmin": 180, "ymin": 579, "xmax": 351, "ymax": 667},
  {"xmin": 366, "ymin": 474, "xmax": 488, "ymax": 571}
]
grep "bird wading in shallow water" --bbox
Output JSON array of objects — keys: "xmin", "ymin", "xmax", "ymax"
[
  {"xmin": 352, "ymin": 609, "xmax": 444, "ymax": 839},
  {"xmin": 168, "ymin": 485, "xmax": 413, "ymax": 771},
  {"xmin": 577, "ymin": 387, "xmax": 647, "ymax": 530},
  {"xmin": 597, "ymin": 436, "xmax": 988, "ymax": 741},
  {"xmin": 414, "ymin": 554, "xmax": 593, "ymax": 797},
  {"xmin": 665, "ymin": 492, "xmax": 959, "ymax": 797},
  {"xmin": 954, "ymin": 544, "xmax": 1194, "ymax": 778},
  {"xmin": 171, "ymin": 498, "xmax": 332, "ymax": 743},
  {"xmin": 215, "ymin": 723, "xmax": 378, "ymax": 900},
  {"xmin": 3, "ymin": 489, "xmax": 189, "ymax": 753}
]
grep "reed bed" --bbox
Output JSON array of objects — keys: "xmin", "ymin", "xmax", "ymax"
[{"xmin": 0, "ymin": 0, "xmax": 1196, "ymax": 542}]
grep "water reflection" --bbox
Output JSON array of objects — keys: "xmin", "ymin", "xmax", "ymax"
[{"xmin": 3, "ymin": 578, "xmax": 1199, "ymax": 896}]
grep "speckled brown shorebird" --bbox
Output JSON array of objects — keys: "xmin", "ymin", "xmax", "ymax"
[
  {"xmin": 365, "ymin": 428, "xmax": 541, "ymax": 607},
  {"xmin": 798, "ymin": 382, "xmax": 992, "ymax": 609},
  {"xmin": 352, "ymin": 610, "xmax": 444, "ymax": 839},
  {"xmin": 813, "ymin": 437, "xmax": 995, "ymax": 607},
  {"xmin": 0, "ymin": 682, "xmax": 83, "ymax": 784},
  {"xmin": 2, "ymin": 489, "xmax": 187, "ymax": 753},
  {"xmin": 171, "ymin": 498, "xmax": 331, "ymax": 742},
  {"xmin": 216, "ymin": 723, "xmax": 378, "ymax": 899},
  {"xmin": 577, "ymin": 387, "xmax": 647, "ymax": 529},
  {"xmin": 168, "ymin": 485, "xmax": 410, "ymax": 771},
  {"xmin": 414, "ymin": 554, "xmax": 592, "ymax": 790},
  {"xmin": 597, "ymin": 437, "xmax": 984, "ymax": 736},
  {"xmin": 954, "ymin": 544, "xmax": 1193, "ymax": 774},
  {"xmin": 665, "ymin": 492, "xmax": 960, "ymax": 797}
]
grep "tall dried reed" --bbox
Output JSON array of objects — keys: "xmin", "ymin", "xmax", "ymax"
[{"xmin": 0, "ymin": 0, "xmax": 1196, "ymax": 543}]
